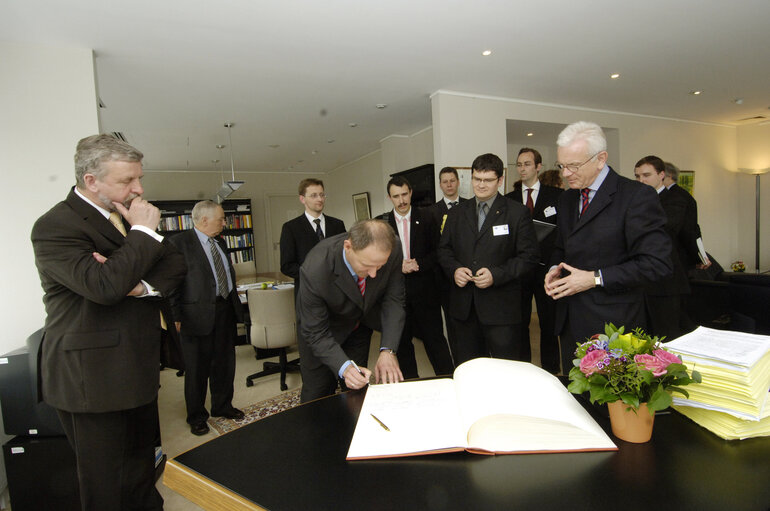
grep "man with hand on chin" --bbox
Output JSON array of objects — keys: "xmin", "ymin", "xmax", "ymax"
[
  {"xmin": 544, "ymin": 122, "xmax": 671, "ymax": 373},
  {"xmin": 32, "ymin": 134, "xmax": 186, "ymax": 510},
  {"xmin": 295, "ymin": 219, "xmax": 405, "ymax": 402}
]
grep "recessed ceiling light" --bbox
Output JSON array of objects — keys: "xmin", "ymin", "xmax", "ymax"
[
  {"xmin": 732, "ymin": 98, "xmax": 744, "ymax": 105},
  {"xmin": 689, "ymin": 90, "xmax": 703, "ymax": 95},
  {"xmin": 482, "ymin": 50, "xmax": 492, "ymax": 56},
  {"xmin": 610, "ymin": 73, "xmax": 620, "ymax": 79},
  {"xmin": 526, "ymin": 132, "xmax": 534, "ymax": 137},
  {"xmin": 268, "ymin": 144, "xmax": 280, "ymax": 149},
  {"xmin": 327, "ymin": 139, "xmax": 335, "ymax": 144},
  {"xmin": 312, "ymin": 150, "xmax": 319, "ymax": 155},
  {"xmin": 375, "ymin": 104, "xmax": 387, "ymax": 109},
  {"xmin": 349, "ymin": 122, "xmax": 358, "ymax": 128}
]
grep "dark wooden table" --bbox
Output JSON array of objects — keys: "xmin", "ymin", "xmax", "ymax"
[{"xmin": 164, "ymin": 385, "xmax": 770, "ymax": 511}]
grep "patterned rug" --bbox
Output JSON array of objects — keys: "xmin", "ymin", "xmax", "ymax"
[{"xmin": 208, "ymin": 388, "xmax": 301, "ymax": 435}]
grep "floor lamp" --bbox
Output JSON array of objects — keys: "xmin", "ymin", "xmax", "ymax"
[{"xmin": 738, "ymin": 167, "xmax": 770, "ymax": 273}]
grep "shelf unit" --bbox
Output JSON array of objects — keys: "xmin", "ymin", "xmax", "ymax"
[{"xmin": 154, "ymin": 198, "xmax": 255, "ymax": 264}]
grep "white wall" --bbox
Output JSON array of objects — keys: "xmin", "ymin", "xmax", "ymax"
[
  {"xmin": 0, "ymin": 42, "xmax": 99, "ymax": 354},
  {"xmin": 431, "ymin": 91, "xmax": 744, "ymax": 268},
  {"xmin": 0, "ymin": 40, "xmax": 99, "ymax": 504}
]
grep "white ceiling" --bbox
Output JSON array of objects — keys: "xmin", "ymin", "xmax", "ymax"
[{"xmin": 3, "ymin": 0, "xmax": 769, "ymax": 174}]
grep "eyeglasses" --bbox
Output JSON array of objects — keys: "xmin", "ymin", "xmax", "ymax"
[
  {"xmin": 305, "ymin": 193, "xmax": 327, "ymax": 199},
  {"xmin": 471, "ymin": 176, "xmax": 500, "ymax": 185},
  {"xmin": 556, "ymin": 152, "xmax": 601, "ymax": 173}
]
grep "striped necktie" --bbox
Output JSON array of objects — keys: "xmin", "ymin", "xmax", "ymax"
[
  {"xmin": 357, "ymin": 276, "xmax": 366, "ymax": 296},
  {"xmin": 580, "ymin": 188, "xmax": 591, "ymax": 217},
  {"xmin": 209, "ymin": 238, "xmax": 229, "ymax": 298},
  {"xmin": 314, "ymin": 218, "xmax": 324, "ymax": 240}
]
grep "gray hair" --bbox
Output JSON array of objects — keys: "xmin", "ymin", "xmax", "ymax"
[
  {"xmin": 74, "ymin": 134, "xmax": 144, "ymax": 187},
  {"xmin": 664, "ymin": 161, "xmax": 680, "ymax": 181},
  {"xmin": 348, "ymin": 219, "xmax": 396, "ymax": 253},
  {"xmin": 192, "ymin": 200, "xmax": 222, "ymax": 225},
  {"xmin": 556, "ymin": 121, "xmax": 607, "ymax": 158}
]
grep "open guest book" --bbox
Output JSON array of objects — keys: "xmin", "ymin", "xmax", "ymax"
[{"xmin": 346, "ymin": 358, "xmax": 617, "ymax": 460}]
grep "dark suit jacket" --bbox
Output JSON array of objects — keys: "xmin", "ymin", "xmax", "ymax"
[
  {"xmin": 437, "ymin": 194, "xmax": 540, "ymax": 325},
  {"xmin": 645, "ymin": 188, "xmax": 700, "ymax": 296},
  {"xmin": 168, "ymin": 228, "xmax": 244, "ymax": 337},
  {"xmin": 432, "ymin": 196, "xmax": 468, "ymax": 232},
  {"xmin": 377, "ymin": 207, "xmax": 440, "ymax": 301},
  {"xmin": 31, "ymin": 188, "xmax": 186, "ymax": 413},
  {"xmin": 505, "ymin": 185, "xmax": 563, "ymax": 264},
  {"xmin": 668, "ymin": 184, "xmax": 702, "ymax": 266},
  {"xmin": 280, "ymin": 213, "xmax": 345, "ymax": 291},
  {"xmin": 550, "ymin": 169, "xmax": 672, "ymax": 341},
  {"xmin": 296, "ymin": 233, "xmax": 405, "ymax": 374}
]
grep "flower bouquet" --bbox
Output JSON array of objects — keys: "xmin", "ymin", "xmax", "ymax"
[{"xmin": 567, "ymin": 323, "xmax": 702, "ymax": 415}]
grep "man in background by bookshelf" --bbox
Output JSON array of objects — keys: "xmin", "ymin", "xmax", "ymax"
[
  {"xmin": 31, "ymin": 134, "xmax": 186, "ymax": 510},
  {"xmin": 504, "ymin": 148, "xmax": 563, "ymax": 374},
  {"xmin": 280, "ymin": 178, "xmax": 346, "ymax": 296},
  {"xmin": 377, "ymin": 176, "xmax": 454, "ymax": 378},
  {"xmin": 296, "ymin": 219, "xmax": 405, "ymax": 402},
  {"xmin": 169, "ymin": 200, "xmax": 245, "ymax": 436}
]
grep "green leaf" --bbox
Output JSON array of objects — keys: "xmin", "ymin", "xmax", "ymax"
[{"xmin": 647, "ymin": 386, "xmax": 672, "ymax": 413}]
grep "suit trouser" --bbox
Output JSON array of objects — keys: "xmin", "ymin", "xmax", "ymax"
[
  {"xmin": 397, "ymin": 294, "xmax": 455, "ymax": 379},
  {"xmin": 298, "ymin": 325, "xmax": 372, "ymax": 403},
  {"xmin": 448, "ymin": 302, "xmax": 523, "ymax": 365},
  {"xmin": 57, "ymin": 400, "xmax": 163, "ymax": 511},
  {"xmin": 519, "ymin": 266, "xmax": 561, "ymax": 374},
  {"xmin": 181, "ymin": 298, "xmax": 237, "ymax": 424}
]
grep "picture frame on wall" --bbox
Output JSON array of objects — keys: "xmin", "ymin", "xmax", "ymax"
[
  {"xmin": 352, "ymin": 192, "xmax": 371, "ymax": 221},
  {"xmin": 678, "ymin": 170, "xmax": 695, "ymax": 195}
]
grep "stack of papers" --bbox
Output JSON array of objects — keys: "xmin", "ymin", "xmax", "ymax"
[{"xmin": 664, "ymin": 327, "xmax": 770, "ymax": 440}]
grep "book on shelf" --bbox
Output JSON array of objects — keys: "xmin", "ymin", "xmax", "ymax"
[{"xmin": 346, "ymin": 358, "xmax": 617, "ymax": 460}]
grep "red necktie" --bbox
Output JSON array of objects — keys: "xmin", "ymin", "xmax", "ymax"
[
  {"xmin": 580, "ymin": 188, "xmax": 590, "ymax": 216},
  {"xmin": 357, "ymin": 276, "xmax": 366, "ymax": 296},
  {"xmin": 525, "ymin": 188, "xmax": 534, "ymax": 215}
]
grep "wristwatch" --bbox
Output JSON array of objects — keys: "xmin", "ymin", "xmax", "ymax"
[
  {"xmin": 380, "ymin": 348, "xmax": 396, "ymax": 355},
  {"xmin": 594, "ymin": 270, "xmax": 602, "ymax": 287}
]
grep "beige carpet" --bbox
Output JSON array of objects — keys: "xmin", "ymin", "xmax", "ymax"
[{"xmin": 207, "ymin": 388, "xmax": 301, "ymax": 435}]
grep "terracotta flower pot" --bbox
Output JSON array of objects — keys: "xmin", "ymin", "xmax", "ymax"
[{"xmin": 607, "ymin": 401, "xmax": 655, "ymax": 443}]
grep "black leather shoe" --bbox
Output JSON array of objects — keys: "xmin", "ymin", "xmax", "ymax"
[
  {"xmin": 214, "ymin": 408, "xmax": 245, "ymax": 420},
  {"xmin": 190, "ymin": 422, "xmax": 209, "ymax": 436}
]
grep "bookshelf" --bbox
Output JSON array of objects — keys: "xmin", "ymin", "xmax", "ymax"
[{"xmin": 154, "ymin": 198, "xmax": 255, "ymax": 264}]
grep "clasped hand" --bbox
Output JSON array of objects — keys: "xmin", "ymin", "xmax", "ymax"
[
  {"xmin": 454, "ymin": 267, "xmax": 493, "ymax": 289},
  {"xmin": 544, "ymin": 262, "xmax": 595, "ymax": 299}
]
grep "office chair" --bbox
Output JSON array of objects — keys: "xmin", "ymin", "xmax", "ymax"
[
  {"xmin": 232, "ymin": 260, "xmax": 257, "ymax": 284},
  {"xmin": 728, "ymin": 273, "xmax": 770, "ymax": 335},
  {"xmin": 245, "ymin": 287, "xmax": 300, "ymax": 391}
]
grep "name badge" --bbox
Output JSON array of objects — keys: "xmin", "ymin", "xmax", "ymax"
[
  {"xmin": 493, "ymin": 224, "xmax": 509, "ymax": 236},
  {"xmin": 543, "ymin": 206, "xmax": 557, "ymax": 218}
]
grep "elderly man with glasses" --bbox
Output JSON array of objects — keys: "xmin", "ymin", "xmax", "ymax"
[{"xmin": 544, "ymin": 122, "xmax": 672, "ymax": 373}]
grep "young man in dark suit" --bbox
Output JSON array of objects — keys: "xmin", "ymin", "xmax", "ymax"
[
  {"xmin": 545, "ymin": 122, "xmax": 672, "ymax": 371},
  {"xmin": 505, "ymin": 148, "xmax": 563, "ymax": 373},
  {"xmin": 31, "ymin": 134, "xmax": 186, "ymax": 510},
  {"xmin": 296, "ymin": 219, "xmax": 405, "ymax": 402},
  {"xmin": 168, "ymin": 200, "xmax": 245, "ymax": 436},
  {"xmin": 433, "ymin": 166, "xmax": 468, "ymax": 230},
  {"xmin": 437, "ymin": 153, "xmax": 540, "ymax": 364},
  {"xmin": 280, "ymin": 178, "xmax": 345, "ymax": 295},
  {"xmin": 634, "ymin": 155, "xmax": 700, "ymax": 340},
  {"xmin": 378, "ymin": 176, "xmax": 454, "ymax": 378}
]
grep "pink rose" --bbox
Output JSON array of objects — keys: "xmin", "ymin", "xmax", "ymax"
[
  {"xmin": 635, "ymin": 350, "xmax": 681, "ymax": 377},
  {"xmin": 580, "ymin": 349, "xmax": 609, "ymax": 376}
]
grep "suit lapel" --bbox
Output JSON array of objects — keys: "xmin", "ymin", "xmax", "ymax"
[
  {"xmin": 333, "ymin": 245, "xmax": 364, "ymax": 309},
  {"xmin": 66, "ymin": 189, "xmax": 126, "ymax": 247},
  {"xmin": 569, "ymin": 169, "xmax": 618, "ymax": 235}
]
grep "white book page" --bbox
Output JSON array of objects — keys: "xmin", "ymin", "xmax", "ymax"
[
  {"xmin": 453, "ymin": 359, "xmax": 615, "ymax": 452},
  {"xmin": 665, "ymin": 327, "xmax": 770, "ymax": 367},
  {"xmin": 346, "ymin": 379, "xmax": 467, "ymax": 459}
]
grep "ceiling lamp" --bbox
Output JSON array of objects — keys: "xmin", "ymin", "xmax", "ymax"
[{"xmin": 215, "ymin": 122, "xmax": 245, "ymax": 203}]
